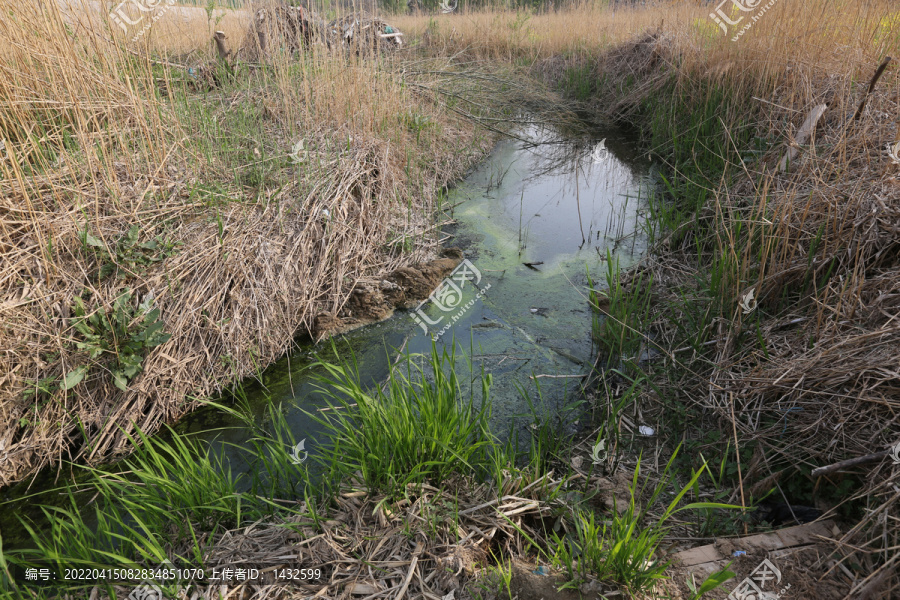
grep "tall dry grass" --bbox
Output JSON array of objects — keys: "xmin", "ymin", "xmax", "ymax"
[
  {"xmin": 0, "ymin": 0, "xmax": 487, "ymax": 486},
  {"xmin": 394, "ymin": 1, "xmax": 677, "ymax": 59},
  {"xmin": 395, "ymin": 1, "xmax": 895, "ymax": 80}
]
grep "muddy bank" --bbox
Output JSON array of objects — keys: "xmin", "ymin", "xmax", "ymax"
[{"xmin": 313, "ymin": 248, "xmax": 464, "ymax": 340}]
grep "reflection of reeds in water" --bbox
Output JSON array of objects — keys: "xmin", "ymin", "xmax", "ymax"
[
  {"xmin": 601, "ymin": 186, "xmax": 647, "ymax": 258},
  {"xmin": 574, "ymin": 160, "xmax": 586, "ymax": 245},
  {"xmin": 506, "ymin": 123, "xmax": 648, "ymax": 255},
  {"xmin": 517, "ymin": 189, "xmax": 527, "ymax": 254}
]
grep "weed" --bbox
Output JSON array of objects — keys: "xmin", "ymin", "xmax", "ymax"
[
  {"xmin": 21, "ymin": 375, "xmax": 61, "ymax": 403},
  {"xmin": 70, "ymin": 291, "xmax": 171, "ymax": 391},
  {"xmin": 4, "ymin": 428, "xmax": 247, "ymax": 596},
  {"xmin": 78, "ymin": 224, "xmax": 180, "ymax": 281},
  {"xmin": 562, "ymin": 64, "xmax": 595, "ymax": 102},
  {"xmin": 309, "ymin": 342, "xmax": 496, "ymax": 498},
  {"xmin": 686, "ymin": 567, "xmax": 736, "ymax": 600},
  {"xmin": 472, "ymin": 557, "xmax": 514, "ymax": 600},
  {"xmin": 552, "ymin": 448, "xmax": 739, "ymax": 594},
  {"xmin": 588, "ymin": 253, "xmax": 653, "ymax": 373},
  {"xmin": 207, "ymin": 397, "xmax": 314, "ymax": 505},
  {"xmin": 517, "ymin": 378, "xmax": 583, "ymax": 476},
  {"xmin": 400, "ymin": 111, "xmax": 433, "ymax": 142}
]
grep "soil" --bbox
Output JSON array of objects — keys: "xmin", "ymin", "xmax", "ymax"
[
  {"xmin": 668, "ymin": 534, "xmax": 853, "ymax": 600},
  {"xmin": 507, "ymin": 562, "xmax": 582, "ymax": 600},
  {"xmin": 489, "ymin": 561, "xmax": 625, "ymax": 600},
  {"xmin": 313, "ymin": 247, "xmax": 465, "ymax": 340}
]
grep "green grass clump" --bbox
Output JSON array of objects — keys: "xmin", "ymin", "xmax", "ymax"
[
  {"xmin": 0, "ymin": 427, "xmax": 267, "ymax": 598},
  {"xmin": 310, "ymin": 342, "xmax": 496, "ymax": 498},
  {"xmin": 562, "ymin": 64, "xmax": 596, "ymax": 102},
  {"xmin": 588, "ymin": 254, "xmax": 653, "ymax": 372},
  {"xmin": 552, "ymin": 449, "xmax": 738, "ymax": 595}
]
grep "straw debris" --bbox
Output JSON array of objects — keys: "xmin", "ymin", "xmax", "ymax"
[
  {"xmin": 93, "ymin": 474, "xmax": 568, "ymax": 600},
  {"xmin": 0, "ymin": 0, "xmax": 487, "ymax": 487}
]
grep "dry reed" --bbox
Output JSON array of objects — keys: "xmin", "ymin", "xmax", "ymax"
[
  {"xmin": 541, "ymin": 2, "xmax": 900, "ymax": 596},
  {"xmin": 0, "ymin": 0, "xmax": 488, "ymax": 486}
]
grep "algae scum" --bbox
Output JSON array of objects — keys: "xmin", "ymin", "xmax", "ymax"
[
  {"xmin": 1, "ymin": 122, "xmax": 653, "ymax": 539},
  {"xmin": 184, "ymin": 122, "xmax": 654, "ymax": 467}
]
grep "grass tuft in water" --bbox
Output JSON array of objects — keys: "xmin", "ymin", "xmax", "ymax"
[
  {"xmin": 309, "ymin": 341, "xmax": 496, "ymax": 499},
  {"xmin": 1, "ymin": 427, "xmax": 256, "ymax": 597},
  {"xmin": 588, "ymin": 254, "xmax": 653, "ymax": 373}
]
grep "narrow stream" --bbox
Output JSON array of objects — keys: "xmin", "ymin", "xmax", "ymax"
[
  {"xmin": 0, "ymin": 120, "xmax": 653, "ymax": 542},
  {"xmin": 178, "ymin": 121, "xmax": 653, "ymax": 480}
]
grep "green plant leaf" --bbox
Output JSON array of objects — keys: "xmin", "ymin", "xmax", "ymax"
[
  {"xmin": 99, "ymin": 263, "xmax": 116, "ymax": 279},
  {"xmin": 124, "ymin": 225, "xmax": 140, "ymax": 247},
  {"xmin": 151, "ymin": 332, "xmax": 171, "ymax": 347},
  {"xmin": 83, "ymin": 232, "xmax": 105, "ymax": 248},
  {"xmin": 112, "ymin": 371, "xmax": 128, "ymax": 391},
  {"xmin": 143, "ymin": 320, "xmax": 164, "ymax": 338},
  {"xmin": 61, "ymin": 366, "xmax": 88, "ymax": 390},
  {"xmin": 73, "ymin": 320, "xmax": 94, "ymax": 336},
  {"xmin": 122, "ymin": 359, "xmax": 142, "ymax": 378},
  {"xmin": 696, "ymin": 568, "xmax": 735, "ymax": 595}
]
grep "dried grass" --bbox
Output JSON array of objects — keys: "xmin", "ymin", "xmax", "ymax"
[
  {"xmin": 0, "ymin": 0, "xmax": 487, "ymax": 486},
  {"xmin": 94, "ymin": 474, "xmax": 560, "ymax": 600},
  {"xmin": 553, "ymin": 2, "xmax": 900, "ymax": 596}
]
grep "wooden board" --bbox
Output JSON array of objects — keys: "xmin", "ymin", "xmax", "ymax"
[{"xmin": 673, "ymin": 519, "xmax": 838, "ymax": 568}]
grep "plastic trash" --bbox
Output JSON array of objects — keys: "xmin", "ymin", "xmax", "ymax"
[
  {"xmin": 733, "ymin": 551, "xmax": 747, "ymax": 557},
  {"xmin": 533, "ymin": 566, "xmax": 550, "ymax": 576},
  {"xmin": 638, "ymin": 425, "xmax": 655, "ymax": 436}
]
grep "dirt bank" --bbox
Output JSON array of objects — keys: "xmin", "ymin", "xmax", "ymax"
[{"xmin": 313, "ymin": 248, "xmax": 464, "ymax": 340}]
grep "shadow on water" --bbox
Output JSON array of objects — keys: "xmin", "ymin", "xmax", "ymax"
[{"xmin": 0, "ymin": 119, "xmax": 655, "ymax": 546}]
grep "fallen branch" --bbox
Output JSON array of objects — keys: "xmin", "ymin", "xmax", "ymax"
[{"xmin": 811, "ymin": 449, "xmax": 892, "ymax": 478}]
